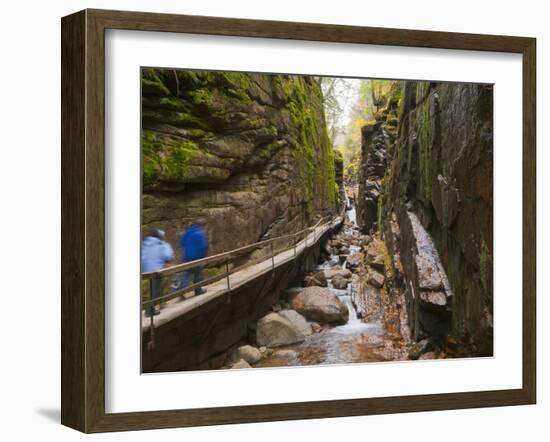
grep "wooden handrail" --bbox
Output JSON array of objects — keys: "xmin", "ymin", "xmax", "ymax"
[
  {"xmin": 142, "ymin": 216, "xmax": 330, "ymax": 279},
  {"xmin": 141, "ymin": 215, "xmax": 342, "ymax": 311}
]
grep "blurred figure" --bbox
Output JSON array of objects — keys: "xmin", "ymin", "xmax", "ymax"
[
  {"xmin": 141, "ymin": 229, "xmax": 174, "ymax": 317},
  {"xmin": 178, "ymin": 218, "xmax": 209, "ymax": 296}
]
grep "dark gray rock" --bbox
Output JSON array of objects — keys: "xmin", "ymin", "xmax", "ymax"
[{"xmin": 256, "ymin": 312, "xmax": 306, "ymax": 347}]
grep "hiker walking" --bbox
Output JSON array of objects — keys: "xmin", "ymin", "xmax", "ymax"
[
  {"xmin": 141, "ymin": 229, "xmax": 174, "ymax": 316},
  {"xmin": 178, "ymin": 218, "xmax": 209, "ymax": 296}
]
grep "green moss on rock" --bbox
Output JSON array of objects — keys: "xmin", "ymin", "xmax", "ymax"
[
  {"xmin": 142, "ymin": 69, "xmax": 337, "ymax": 220},
  {"xmin": 419, "ymin": 99, "xmax": 432, "ymax": 200},
  {"xmin": 141, "ymin": 130, "xmax": 200, "ymax": 187},
  {"xmin": 189, "ymin": 88, "xmax": 213, "ymax": 105},
  {"xmin": 142, "ymin": 69, "xmax": 170, "ymax": 96}
]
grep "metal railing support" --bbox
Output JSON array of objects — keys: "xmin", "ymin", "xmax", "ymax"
[
  {"xmin": 148, "ymin": 278, "xmax": 155, "ymax": 349},
  {"xmin": 270, "ymin": 242, "xmax": 275, "ymax": 270},
  {"xmin": 226, "ymin": 261, "xmax": 231, "ymax": 289}
]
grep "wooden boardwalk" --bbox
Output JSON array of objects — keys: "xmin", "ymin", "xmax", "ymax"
[{"xmin": 142, "ymin": 217, "xmax": 342, "ymax": 332}]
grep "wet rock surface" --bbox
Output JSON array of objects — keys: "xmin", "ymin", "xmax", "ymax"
[
  {"xmin": 255, "ymin": 312, "xmax": 306, "ymax": 347},
  {"xmin": 331, "ymin": 274, "xmax": 349, "ymax": 289},
  {"xmin": 367, "ymin": 270, "xmax": 385, "ymax": 289},
  {"xmin": 303, "ymin": 271, "xmax": 328, "ymax": 288},
  {"xmin": 279, "ymin": 309, "xmax": 313, "ymax": 337},
  {"xmin": 289, "ymin": 286, "xmax": 349, "ymax": 324},
  {"xmin": 323, "ymin": 268, "xmax": 352, "ymax": 280},
  {"xmin": 230, "ymin": 359, "xmax": 252, "ymax": 369},
  {"xmin": 229, "ymin": 345, "xmax": 262, "ymax": 365}
]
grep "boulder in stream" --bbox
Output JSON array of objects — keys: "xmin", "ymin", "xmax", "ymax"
[
  {"xmin": 418, "ymin": 352, "xmax": 438, "ymax": 360},
  {"xmin": 367, "ymin": 270, "xmax": 385, "ymax": 288},
  {"xmin": 256, "ymin": 312, "xmax": 306, "ymax": 347},
  {"xmin": 310, "ymin": 322, "xmax": 322, "ymax": 333},
  {"xmin": 279, "ymin": 309, "xmax": 313, "ymax": 336},
  {"xmin": 289, "ymin": 286, "xmax": 349, "ymax": 324},
  {"xmin": 229, "ymin": 345, "xmax": 262, "ymax": 365},
  {"xmin": 304, "ymin": 271, "xmax": 328, "ymax": 287},
  {"xmin": 365, "ymin": 239, "xmax": 386, "ymax": 272},
  {"xmin": 331, "ymin": 274, "xmax": 349, "ymax": 290},
  {"xmin": 346, "ymin": 253, "xmax": 363, "ymax": 271},
  {"xmin": 323, "ymin": 268, "xmax": 352, "ymax": 280},
  {"xmin": 408, "ymin": 339, "xmax": 431, "ymax": 360},
  {"xmin": 230, "ymin": 359, "xmax": 252, "ymax": 369}
]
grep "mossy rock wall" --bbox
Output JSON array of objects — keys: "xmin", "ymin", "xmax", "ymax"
[
  {"xmin": 356, "ymin": 82, "xmax": 401, "ymax": 234},
  {"xmin": 141, "ymin": 69, "xmax": 338, "ymax": 257},
  {"xmin": 378, "ymin": 81, "xmax": 493, "ymax": 354}
]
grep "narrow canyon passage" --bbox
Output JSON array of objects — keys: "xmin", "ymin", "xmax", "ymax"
[{"xmin": 141, "ymin": 70, "xmax": 493, "ymax": 372}]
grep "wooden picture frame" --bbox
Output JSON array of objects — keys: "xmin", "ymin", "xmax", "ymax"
[{"xmin": 61, "ymin": 8, "xmax": 536, "ymax": 433}]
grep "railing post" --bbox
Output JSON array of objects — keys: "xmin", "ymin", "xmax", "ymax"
[
  {"xmin": 270, "ymin": 242, "xmax": 275, "ymax": 270},
  {"xmin": 149, "ymin": 278, "xmax": 155, "ymax": 350},
  {"xmin": 226, "ymin": 260, "xmax": 231, "ymax": 290},
  {"xmin": 294, "ymin": 233, "xmax": 297, "ymax": 257}
]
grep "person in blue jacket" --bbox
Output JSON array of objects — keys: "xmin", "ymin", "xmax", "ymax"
[
  {"xmin": 178, "ymin": 218, "xmax": 209, "ymax": 296},
  {"xmin": 141, "ymin": 229, "xmax": 175, "ymax": 316}
]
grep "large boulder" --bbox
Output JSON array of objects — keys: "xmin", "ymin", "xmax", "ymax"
[
  {"xmin": 289, "ymin": 287, "xmax": 349, "ymax": 324},
  {"xmin": 346, "ymin": 253, "xmax": 363, "ymax": 271},
  {"xmin": 304, "ymin": 271, "xmax": 328, "ymax": 288},
  {"xmin": 331, "ymin": 274, "xmax": 349, "ymax": 290},
  {"xmin": 323, "ymin": 268, "xmax": 352, "ymax": 280},
  {"xmin": 255, "ymin": 312, "xmax": 306, "ymax": 347},
  {"xmin": 230, "ymin": 359, "xmax": 252, "ymax": 369},
  {"xmin": 365, "ymin": 240, "xmax": 386, "ymax": 272},
  {"xmin": 367, "ymin": 270, "xmax": 385, "ymax": 288},
  {"xmin": 313, "ymin": 271, "xmax": 328, "ymax": 286},
  {"xmin": 279, "ymin": 309, "xmax": 313, "ymax": 336},
  {"xmin": 229, "ymin": 345, "xmax": 262, "ymax": 365}
]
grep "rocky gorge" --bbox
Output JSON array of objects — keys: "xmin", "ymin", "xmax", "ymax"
[
  {"xmin": 219, "ymin": 81, "xmax": 493, "ymax": 370},
  {"xmin": 140, "ymin": 72, "xmax": 494, "ymax": 372}
]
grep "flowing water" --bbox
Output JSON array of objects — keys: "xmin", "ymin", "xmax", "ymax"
[
  {"xmin": 255, "ymin": 201, "xmax": 397, "ymax": 368},
  {"xmin": 345, "ymin": 193, "xmax": 357, "ymax": 226},
  {"xmin": 255, "ymin": 269, "xmax": 388, "ymax": 367}
]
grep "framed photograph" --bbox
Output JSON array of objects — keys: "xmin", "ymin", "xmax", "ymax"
[{"xmin": 61, "ymin": 9, "xmax": 536, "ymax": 433}]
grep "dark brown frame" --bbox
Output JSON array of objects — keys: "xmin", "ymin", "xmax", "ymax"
[{"xmin": 61, "ymin": 8, "xmax": 536, "ymax": 433}]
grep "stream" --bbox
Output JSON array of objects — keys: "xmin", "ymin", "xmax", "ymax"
[{"xmin": 255, "ymin": 199, "xmax": 402, "ymax": 368}]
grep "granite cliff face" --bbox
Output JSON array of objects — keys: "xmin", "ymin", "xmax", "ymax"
[
  {"xmin": 356, "ymin": 83, "xmax": 400, "ymax": 233},
  {"xmin": 333, "ymin": 149, "xmax": 345, "ymax": 210},
  {"xmin": 357, "ymin": 81, "xmax": 493, "ymax": 355},
  {"xmin": 141, "ymin": 69, "xmax": 339, "ymax": 256}
]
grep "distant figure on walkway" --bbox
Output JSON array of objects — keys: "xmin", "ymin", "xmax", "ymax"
[
  {"xmin": 178, "ymin": 218, "xmax": 209, "ymax": 296},
  {"xmin": 141, "ymin": 229, "xmax": 175, "ymax": 317}
]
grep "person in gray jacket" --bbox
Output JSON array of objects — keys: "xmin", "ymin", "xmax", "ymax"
[{"xmin": 141, "ymin": 229, "xmax": 174, "ymax": 317}]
